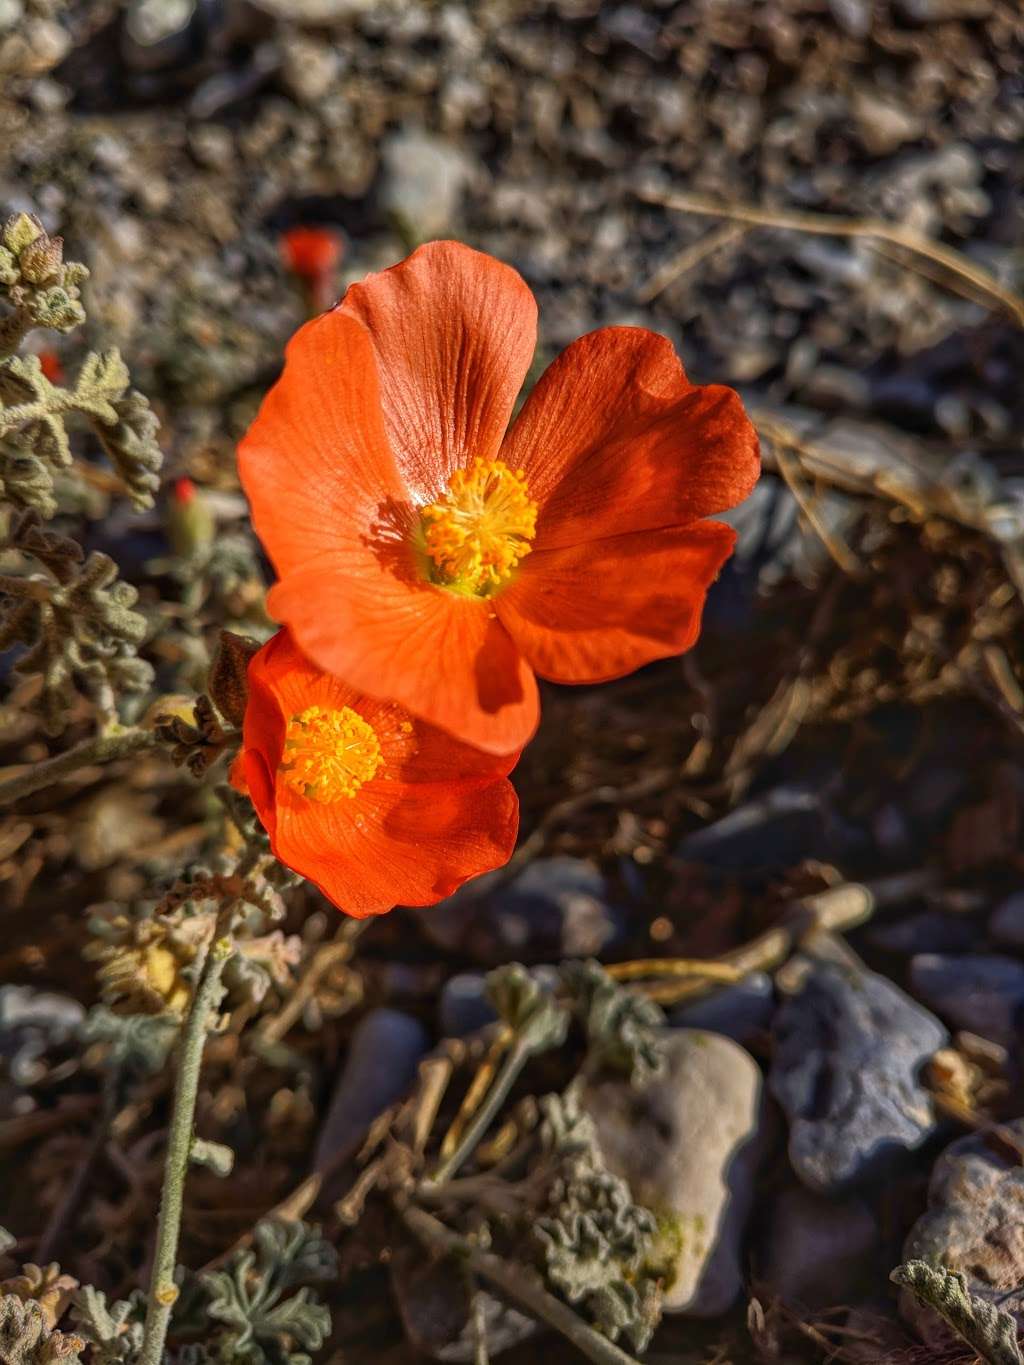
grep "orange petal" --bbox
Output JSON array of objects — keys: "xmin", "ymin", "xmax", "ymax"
[
  {"xmin": 268, "ymin": 565, "xmax": 539, "ymax": 754},
  {"xmin": 496, "ymin": 521, "xmax": 737, "ymax": 683},
  {"xmin": 338, "ymin": 241, "xmax": 537, "ymax": 501},
  {"xmin": 501, "ymin": 327, "xmax": 759, "ymax": 550},
  {"xmin": 237, "ymin": 307, "xmax": 410, "ymax": 583}
]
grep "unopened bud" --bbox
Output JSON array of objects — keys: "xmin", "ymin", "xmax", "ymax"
[
  {"xmin": 208, "ymin": 630, "xmax": 259, "ymax": 729},
  {"xmin": 2, "ymin": 212, "xmax": 43, "ymax": 256},
  {"xmin": 18, "ymin": 233, "xmax": 64, "ymax": 284},
  {"xmin": 166, "ymin": 476, "xmax": 215, "ymax": 559},
  {"xmin": 37, "ymin": 349, "xmax": 64, "ymax": 384},
  {"xmin": 280, "ymin": 225, "xmax": 344, "ymax": 315}
]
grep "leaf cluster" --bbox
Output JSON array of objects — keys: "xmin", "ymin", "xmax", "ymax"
[
  {"xmin": 891, "ymin": 1260, "xmax": 1024, "ymax": 1365},
  {"xmin": 0, "ymin": 510, "xmax": 152, "ymax": 733},
  {"xmin": 0, "ymin": 1297, "xmax": 84, "ymax": 1365},
  {"xmin": 179, "ymin": 1221, "xmax": 337, "ymax": 1365},
  {"xmin": 533, "ymin": 1089, "xmax": 661, "ymax": 1354},
  {"xmin": 0, "ymin": 213, "xmax": 161, "ymax": 516}
]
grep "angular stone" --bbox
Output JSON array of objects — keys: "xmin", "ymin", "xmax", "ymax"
[
  {"xmin": 901, "ymin": 1119, "xmax": 1024, "ymax": 1350},
  {"xmin": 769, "ymin": 960, "xmax": 946, "ymax": 1192}
]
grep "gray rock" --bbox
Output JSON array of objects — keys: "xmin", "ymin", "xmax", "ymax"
[
  {"xmin": 760, "ymin": 1186, "xmax": 878, "ymax": 1308},
  {"xmin": 675, "ymin": 783, "xmax": 865, "ymax": 874},
  {"xmin": 827, "ymin": 0, "xmax": 871, "ymax": 35},
  {"xmin": 989, "ymin": 893, "xmax": 1024, "ymax": 948},
  {"xmin": 901, "ymin": 1119, "xmax": 1024, "ymax": 1350},
  {"xmin": 392, "ymin": 1247, "xmax": 536, "ymax": 1362},
  {"xmin": 280, "ymin": 33, "xmax": 343, "ymax": 105},
  {"xmin": 438, "ymin": 966, "xmax": 560, "ymax": 1038},
  {"xmin": 670, "ymin": 973, "xmax": 774, "ymax": 1045},
  {"xmin": 438, "ymin": 972, "xmax": 497, "ymax": 1037},
  {"xmin": 0, "ymin": 985, "xmax": 85, "ymax": 1085},
  {"xmin": 770, "ymin": 961, "xmax": 946, "ymax": 1192},
  {"xmin": 867, "ymin": 910, "xmax": 978, "ymax": 956},
  {"xmin": 583, "ymin": 1029, "xmax": 764, "ymax": 1316},
  {"xmin": 852, "ymin": 89, "xmax": 923, "ymax": 156},
  {"xmin": 313, "ymin": 1009, "xmax": 429, "ymax": 1169},
  {"xmin": 380, "ymin": 128, "xmax": 478, "ymax": 242},
  {"xmin": 419, "ymin": 856, "xmax": 621, "ymax": 961},
  {"xmin": 910, "ymin": 953, "xmax": 1024, "ymax": 1049}
]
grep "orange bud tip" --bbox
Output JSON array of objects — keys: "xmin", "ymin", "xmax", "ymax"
[
  {"xmin": 38, "ymin": 349, "xmax": 63, "ymax": 384},
  {"xmin": 174, "ymin": 476, "xmax": 197, "ymax": 504},
  {"xmin": 279, "ymin": 225, "xmax": 344, "ymax": 282}
]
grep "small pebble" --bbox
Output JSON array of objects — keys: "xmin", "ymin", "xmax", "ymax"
[
  {"xmin": 313, "ymin": 1008, "xmax": 429, "ymax": 1169},
  {"xmin": 669, "ymin": 973, "xmax": 774, "ymax": 1045},
  {"xmin": 910, "ymin": 953, "xmax": 1024, "ymax": 1049}
]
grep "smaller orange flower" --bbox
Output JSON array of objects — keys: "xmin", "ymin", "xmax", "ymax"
[{"xmin": 233, "ymin": 629, "xmax": 520, "ymax": 917}]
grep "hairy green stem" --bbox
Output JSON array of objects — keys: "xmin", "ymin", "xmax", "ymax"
[
  {"xmin": 137, "ymin": 935, "xmax": 233, "ymax": 1365},
  {"xmin": 427, "ymin": 1040, "xmax": 531, "ymax": 1186},
  {"xmin": 402, "ymin": 1204, "xmax": 642, "ymax": 1365},
  {"xmin": 0, "ymin": 726, "xmax": 162, "ymax": 803}
]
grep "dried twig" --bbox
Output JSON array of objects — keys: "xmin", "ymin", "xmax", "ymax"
[
  {"xmin": 401, "ymin": 1204, "xmax": 644, "ymax": 1365},
  {"xmin": 636, "ymin": 223, "xmax": 747, "ymax": 304},
  {"xmin": 637, "ymin": 187, "xmax": 1024, "ymax": 326}
]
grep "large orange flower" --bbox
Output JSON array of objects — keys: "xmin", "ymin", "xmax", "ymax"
[
  {"xmin": 233, "ymin": 628, "xmax": 519, "ymax": 917},
  {"xmin": 239, "ymin": 242, "xmax": 759, "ymax": 753}
]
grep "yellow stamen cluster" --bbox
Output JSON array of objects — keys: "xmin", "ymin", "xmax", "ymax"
[
  {"xmin": 420, "ymin": 458, "xmax": 538, "ymax": 596},
  {"xmin": 281, "ymin": 705, "xmax": 382, "ymax": 803}
]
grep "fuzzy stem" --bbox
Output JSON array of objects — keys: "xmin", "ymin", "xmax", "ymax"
[
  {"xmin": 427, "ymin": 1040, "xmax": 531, "ymax": 1186},
  {"xmin": 0, "ymin": 726, "xmax": 162, "ymax": 804},
  {"xmin": 137, "ymin": 936, "xmax": 233, "ymax": 1365},
  {"xmin": 402, "ymin": 1204, "xmax": 642, "ymax": 1365},
  {"xmin": 0, "ymin": 310, "xmax": 33, "ymax": 360}
]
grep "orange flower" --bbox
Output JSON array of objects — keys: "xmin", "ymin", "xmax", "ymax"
[
  {"xmin": 240, "ymin": 242, "xmax": 759, "ymax": 753},
  {"xmin": 233, "ymin": 628, "xmax": 519, "ymax": 917}
]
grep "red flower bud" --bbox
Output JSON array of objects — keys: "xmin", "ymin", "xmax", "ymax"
[{"xmin": 279, "ymin": 226, "xmax": 344, "ymax": 315}]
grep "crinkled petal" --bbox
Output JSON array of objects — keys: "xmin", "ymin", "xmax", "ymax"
[
  {"xmin": 339, "ymin": 240, "xmax": 538, "ymax": 501},
  {"xmin": 501, "ymin": 327, "xmax": 759, "ymax": 550},
  {"xmin": 496, "ymin": 521, "xmax": 737, "ymax": 682},
  {"xmin": 270, "ymin": 777, "xmax": 518, "ymax": 917}
]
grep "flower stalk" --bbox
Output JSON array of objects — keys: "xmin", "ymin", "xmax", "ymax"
[{"xmin": 137, "ymin": 934, "xmax": 235, "ymax": 1365}]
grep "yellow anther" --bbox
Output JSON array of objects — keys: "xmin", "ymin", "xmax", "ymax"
[
  {"xmin": 280, "ymin": 705, "xmax": 382, "ymax": 803},
  {"xmin": 420, "ymin": 458, "xmax": 538, "ymax": 596}
]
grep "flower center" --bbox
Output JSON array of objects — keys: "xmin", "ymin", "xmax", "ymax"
[
  {"xmin": 420, "ymin": 458, "xmax": 537, "ymax": 596},
  {"xmin": 280, "ymin": 705, "xmax": 382, "ymax": 803}
]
